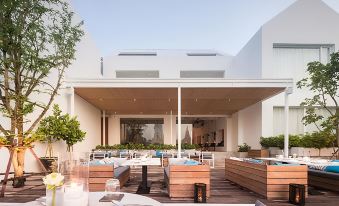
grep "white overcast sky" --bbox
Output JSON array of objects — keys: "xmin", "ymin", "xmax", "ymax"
[{"xmin": 71, "ymin": 0, "xmax": 339, "ymax": 56}]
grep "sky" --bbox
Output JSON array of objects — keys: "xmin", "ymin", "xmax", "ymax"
[{"xmin": 71, "ymin": 0, "xmax": 339, "ymax": 57}]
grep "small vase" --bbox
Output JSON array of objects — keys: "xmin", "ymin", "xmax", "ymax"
[{"xmin": 46, "ymin": 186, "xmax": 64, "ymax": 206}]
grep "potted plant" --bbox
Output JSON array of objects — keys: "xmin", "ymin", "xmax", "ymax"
[
  {"xmin": 37, "ymin": 105, "xmax": 65, "ymax": 171},
  {"xmin": 237, "ymin": 143, "xmax": 251, "ymax": 158},
  {"xmin": 0, "ymin": 136, "xmax": 9, "ymax": 148},
  {"xmin": 60, "ymin": 113, "xmax": 86, "ymax": 153}
]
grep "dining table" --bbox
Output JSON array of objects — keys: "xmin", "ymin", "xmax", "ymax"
[
  {"xmin": 0, "ymin": 192, "xmax": 162, "ymax": 206},
  {"xmin": 122, "ymin": 158, "xmax": 161, "ymax": 194}
]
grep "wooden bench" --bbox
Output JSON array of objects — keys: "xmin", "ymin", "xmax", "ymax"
[
  {"xmin": 225, "ymin": 158, "xmax": 308, "ymax": 200},
  {"xmin": 164, "ymin": 165, "xmax": 210, "ymax": 199},
  {"xmin": 89, "ymin": 165, "xmax": 130, "ymax": 192}
]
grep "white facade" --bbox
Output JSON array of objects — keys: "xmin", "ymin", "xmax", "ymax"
[{"xmin": 1, "ymin": 0, "xmax": 338, "ymax": 173}]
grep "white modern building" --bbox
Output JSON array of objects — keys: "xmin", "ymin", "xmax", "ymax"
[{"xmin": 1, "ymin": 0, "xmax": 339, "ymax": 173}]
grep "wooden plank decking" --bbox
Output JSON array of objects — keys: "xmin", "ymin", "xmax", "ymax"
[{"xmin": 1, "ymin": 166, "xmax": 339, "ymax": 205}]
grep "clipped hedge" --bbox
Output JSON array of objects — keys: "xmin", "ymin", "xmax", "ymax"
[
  {"xmin": 94, "ymin": 143, "xmax": 200, "ymax": 151},
  {"xmin": 260, "ymin": 132, "xmax": 336, "ymax": 149}
]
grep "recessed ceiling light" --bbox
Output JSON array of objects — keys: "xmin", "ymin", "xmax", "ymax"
[
  {"xmin": 168, "ymin": 98, "xmax": 171, "ymax": 102},
  {"xmin": 99, "ymin": 98, "xmax": 103, "ymax": 101},
  {"xmin": 133, "ymin": 98, "xmax": 136, "ymax": 102},
  {"xmin": 140, "ymin": 112, "xmax": 143, "ymax": 114},
  {"xmin": 195, "ymin": 98, "xmax": 198, "ymax": 102}
]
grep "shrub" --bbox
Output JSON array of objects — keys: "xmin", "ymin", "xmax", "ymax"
[{"xmin": 238, "ymin": 143, "xmax": 251, "ymax": 152}]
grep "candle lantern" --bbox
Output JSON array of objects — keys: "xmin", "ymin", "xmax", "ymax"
[
  {"xmin": 59, "ymin": 152, "xmax": 90, "ymax": 206},
  {"xmin": 289, "ymin": 184, "xmax": 305, "ymax": 206},
  {"xmin": 194, "ymin": 183, "xmax": 207, "ymax": 203}
]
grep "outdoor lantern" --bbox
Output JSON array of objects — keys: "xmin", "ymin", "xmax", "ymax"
[
  {"xmin": 194, "ymin": 183, "xmax": 207, "ymax": 203},
  {"xmin": 289, "ymin": 184, "xmax": 305, "ymax": 206}
]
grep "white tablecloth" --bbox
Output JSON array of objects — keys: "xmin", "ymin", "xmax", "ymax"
[
  {"xmin": 0, "ymin": 192, "xmax": 162, "ymax": 206},
  {"xmin": 122, "ymin": 158, "xmax": 161, "ymax": 166}
]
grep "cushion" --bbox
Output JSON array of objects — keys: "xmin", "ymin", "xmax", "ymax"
[
  {"xmin": 114, "ymin": 166, "xmax": 130, "ymax": 178},
  {"xmin": 156, "ymin": 150, "xmax": 163, "ymax": 157},
  {"xmin": 184, "ymin": 160, "xmax": 200, "ymax": 165},
  {"xmin": 168, "ymin": 158, "xmax": 186, "ymax": 165},
  {"xmin": 325, "ymin": 165, "xmax": 339, "ymax": 173},
  {"xmin": 331, "ymin": 160, "xmax": 339, "ymax": 162}
]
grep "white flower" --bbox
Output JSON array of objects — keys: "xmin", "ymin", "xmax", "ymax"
[{"xmin": 43, "ymin": 173, "xmax": 64, "ymax": 189}]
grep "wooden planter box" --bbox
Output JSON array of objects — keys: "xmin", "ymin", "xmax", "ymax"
[
  {"xmin": 248, "ymin": 149, "xmax": 269, "ymax": 158},
  {"xmin": 89, "ymin": 165, "xmax": 130, "ymax": 192},
  {"xmin": 164, "ymin": 165, "xmax": 210, "ymax": 199},
  {"xmin": 225, "ymin": 158, "xmax": 307, "ymax": 200}
]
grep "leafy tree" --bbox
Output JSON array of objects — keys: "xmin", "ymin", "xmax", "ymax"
[
  {"xmin": 36, "ymin": 105, "xmax": 65, "ymax": 158},
  {"xmin": 297, "ymin": 52, "xmax": 339, "ymax": 156},
  {"xmin": 0, "ymin": 0, "xmax": 83, "ymax": 182},
  {"xmin": 61, "ymin": 113, "xmax": 86, "ymax": 152}
]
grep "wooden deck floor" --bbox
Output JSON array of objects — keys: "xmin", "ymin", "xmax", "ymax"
[{"xmin": 1, "ymin": 166, "xmax": 339, "ymax": 205}]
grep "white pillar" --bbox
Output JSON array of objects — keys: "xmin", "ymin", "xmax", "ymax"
[
  {"xmin": 170, "ymin": 110, "xmax": 173, "ymax": 145},
  {"xmin": 178, "ymin": 86, "xmax": 182, "ymax": 158},
  {"xmin": 66, "ymin": 87, "xmax": 75, "ymax": 116},
  {"xmin": 103, "ymin": 110, "xmax": 106, "ymax": 145},
  {"xmin": 284, "ymin": 88, "xmax": 292, "ymax": 157}
]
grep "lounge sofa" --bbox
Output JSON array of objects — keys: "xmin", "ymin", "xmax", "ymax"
[
  {"xmin": 308, "ymin": 168, "xmax": 339, "ymax": 192},
  {"xmin": 164, "ymin": 158, "xmax": 210, "ymax": 199},
  {"xmin": 89, "ymin": 158, "xmax": 130, "ymax": 191}
]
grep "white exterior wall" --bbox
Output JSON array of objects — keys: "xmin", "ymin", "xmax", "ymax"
[
  {"xmin": 228, "ymin": 29, "xmax": 262, "ymax": 79},
  {"xmin": 260, "ymin": 0, "xmax": 339, "ymax": 137},
  {"xmin": 103, "ymin": 50, "xmax": 232, "ymax": 78}
]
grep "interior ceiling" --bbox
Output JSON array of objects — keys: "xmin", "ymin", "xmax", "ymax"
[{"xmin": 74, "ymin": 87, "xmax": 284, "ymax": 115}]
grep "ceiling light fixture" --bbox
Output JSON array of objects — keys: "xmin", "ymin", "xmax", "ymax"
[
  {"xmin": 133, "ymin": 98, "xmax": 136, "ymax": 102},
  {"xmin": 195, "ymin": 98, "xmax": 198, "ymax": 102}
]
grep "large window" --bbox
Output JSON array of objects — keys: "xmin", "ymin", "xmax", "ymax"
[
  {"xmin": 120, "ymin": 118, "xmax": 164, "ymax": 145},
  {"xmin": 272, "ymin": 44, "xmax": 333, "ymax": 79}
]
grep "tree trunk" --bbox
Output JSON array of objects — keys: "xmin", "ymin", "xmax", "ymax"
[{"xmin": 12, "ymin": 148, "xmax": 26, "ymax": 177}]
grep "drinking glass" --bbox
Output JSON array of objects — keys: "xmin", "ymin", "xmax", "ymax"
[{"xmin": 105, "ymin": 179, "xmax": 120, "ymax": 194}]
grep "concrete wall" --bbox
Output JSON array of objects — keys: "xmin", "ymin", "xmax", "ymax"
[{"xmin": 228, "ymin": 29, "xmax": 262, "ymax": 79}]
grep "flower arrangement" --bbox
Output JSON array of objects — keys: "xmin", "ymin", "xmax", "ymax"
[{"xmin": 43, "ymin": 173, "xmax": 64, "ymax": 206}]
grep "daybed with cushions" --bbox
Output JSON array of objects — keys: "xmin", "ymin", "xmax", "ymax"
[
  {"xmin": 164, "ymin": 158, "xmax": 210, "ymax": 199},
  {"xmin": 308, "ymin": 160, "xmax": 339, "ymax": 192},
  {"xmin": 225, "ymin": 158, "xmax": 308, "ymax": 200},
  {"xmin": 89, "ymin": 158, "xmax": 130, "ymax": 191}
]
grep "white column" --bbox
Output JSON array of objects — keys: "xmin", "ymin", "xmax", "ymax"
[
  {"xmin": 284, "ymin": 87, "xmax": 292, "ymax": 157},
  {"xmin": 103, "ymin": 110, "xmax": 106, "ymax": 145},
  {"xmin": 170, "ymin": 110, "xmax": 173, "ymax": 145},
  {"xmin": 66, "ymin": 87, "xmax": 75, "ymax": 116},
  {"xmin": 178, "ymin": 86, "xmax": 182, "ymax": 158}
]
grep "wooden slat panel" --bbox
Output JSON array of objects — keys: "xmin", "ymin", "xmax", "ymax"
[
  {"xmin": 267, "ymin": 165, "xmax": 308, "ymax": 172},
  {"xmin": 268, "ymin": 172, "xmax": 306, "ymax": 179},
  {"xmin": 267, "ymin": 178, "xmax": 307, "ymax": 185},
  {"xmin": 170, "ymin": 177, "xmax": 210, "ymax": 185},
  {"xmin": 89, "ymin": 165, "xmax": 114, "ymax": 172},
  {"xmin": 170, "ymin": 165, "xmax": 210, "ymax": 172},
  {"xmin": 226, "ymin": 162, "xmax": 266, "ymax": 178},
  {"xmin": 89, "ymin": 177, "xmax": 111, "ymax": 184},
  {"xmin": 226, "ymin": 171, "xmax": 267, "ymax": 196},
  {"xmin": 89, "ymin": 171, "xmax": 113, "ymax": 178},
  {"xmin": 225, "ymin": 159, "xmax": 267, "ymax": 171},
  {"xmin": 170, "ymin": 171, "xmax": 210, "ymax": 178},
  {"xmin": 226, "ymin": 166, "xmax": 267, "ymax": 184}
]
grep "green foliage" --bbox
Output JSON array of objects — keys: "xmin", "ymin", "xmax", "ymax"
[
  {"xmin": 260, "ymin": 132, "xmax": 336, "ymax": 149},
  {"xmin": 181, "ymin": 143, "xmax": 200, "ymax": 150},
  {"xmin": 61, "ymin": 115, "xmax": 86, "ymax": 152},
  {"xmin": 0, "ymin": 0, "xmax": 84, "ymax": 143},
  {"xmin": 37, "ymin": 105, "xmax": 65, "ymax": 144},
  {"xmin": 0, "ymin": 136, "xmax": 9, "ymax": 145},
  {"xmin": 296, "ymin": 52, "xmax": 339, "ymax": 146},
  {"xmin": 301, "ymin": 132, "xmax": 336, "ymax": 149},
  {"xmin": 93, "ymin": 143, "xmax": 200, "ymax": 151},
  {"xmin": 238, "ymin": 143, "xmax": 251, "ymax": 152}
]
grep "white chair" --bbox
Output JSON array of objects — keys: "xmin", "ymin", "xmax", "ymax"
[{"xmin": 201, "ymin": 152, "xmax": 215, "ymax": 168}]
